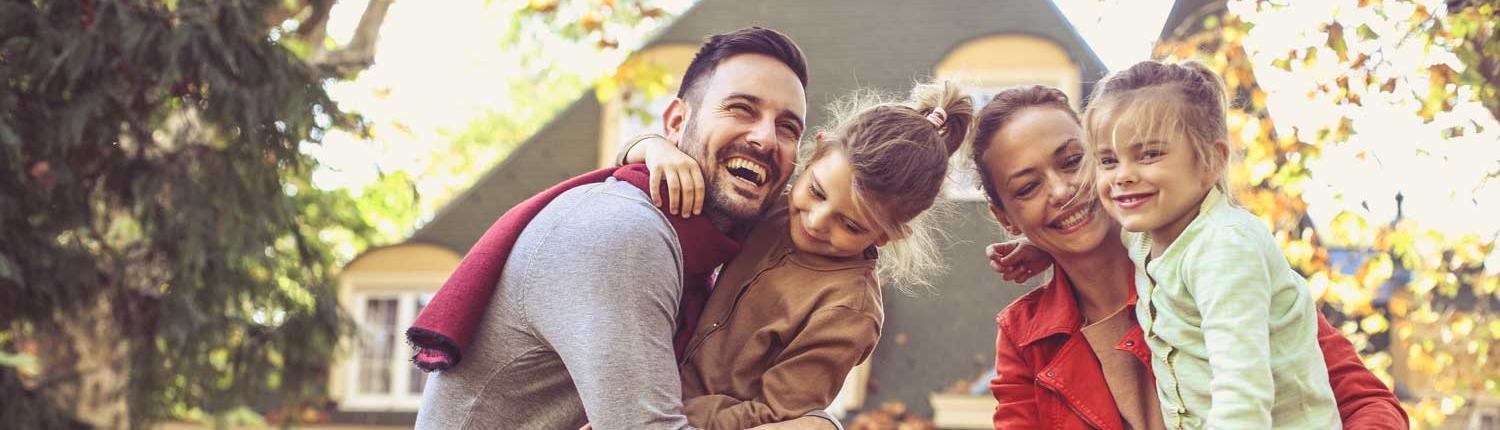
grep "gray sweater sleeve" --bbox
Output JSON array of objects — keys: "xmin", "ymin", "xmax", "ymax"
[{"xmin": 522, "ymin": 181, "xmax": 701, "ymax": 430}]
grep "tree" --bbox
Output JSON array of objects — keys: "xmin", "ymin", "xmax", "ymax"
[
  {"xmin": 1155, "ymin": 1, "xmax": 1499, "ymax": 428},
  {"xmin": 0, "ymin": 1, "xmax": 393, "ymax": 429}
]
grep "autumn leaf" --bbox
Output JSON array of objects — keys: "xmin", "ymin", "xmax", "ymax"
[
  {"xmin": 526, "ymin": 0, "xmax": 559, "ymax": 13},
  {"xmin": 1350, "ymin": 53, "xmax": 1370, "ymax": 69},
  {"xmin": 1327, "ymin": 21, "xmax": 1351, "ymax": 62},
  {"xmin": 1380, "ymin": 77, "xmax": 1399, "ymax": 93}
]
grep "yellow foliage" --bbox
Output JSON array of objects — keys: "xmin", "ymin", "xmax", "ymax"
[
  {"xmin": 1160, "ymin": 3, "xmax": 1500, "ymax": 424},
  {"xmin": 1362, "ymin": 314, "xmax": 1391, "ymax": 334}
]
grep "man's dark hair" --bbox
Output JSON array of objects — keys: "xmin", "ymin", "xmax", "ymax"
[{"xmin": 676, "ymin": 26, "xmax": 809, "ymax": 104}]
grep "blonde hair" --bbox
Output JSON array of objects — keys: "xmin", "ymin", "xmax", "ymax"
[
  {"xmin": 805, "ymin": 80, "xmax": 974, "ymax": 294},
  {"xmin": 1081, "ymin": 60, "xmax": 1235, "ymax": 203}
]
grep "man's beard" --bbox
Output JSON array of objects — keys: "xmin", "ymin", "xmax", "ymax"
[{"xmin": 679, "ymin": 120, "xmax": 783, "ymax": 229}]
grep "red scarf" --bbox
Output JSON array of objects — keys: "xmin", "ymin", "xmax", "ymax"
[{"xmin": 406, "ymin": 164, "xmax": 740, "ymax": 371}]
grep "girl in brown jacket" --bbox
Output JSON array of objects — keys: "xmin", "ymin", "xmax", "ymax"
[{"xmin": 619, "ymin": 80, "xmax": 975, "ymax": 429}]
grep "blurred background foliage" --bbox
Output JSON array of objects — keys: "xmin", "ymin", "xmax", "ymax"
[
  {"xmin": 0, "ymin": 0, "xmax": 675, "ymax": 429},
  {"xmin": 1155, "ymin": 1, "xmax": 1498, "ymax": 428}
]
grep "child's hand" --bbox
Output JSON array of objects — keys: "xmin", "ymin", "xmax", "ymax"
[
  {"xmin": 635, "ymin": 136, "xmax": 705, "ymax": 217},
  {"xmin": 986, "ymin": 239, "xmax": 1053, "ymax": 283}
]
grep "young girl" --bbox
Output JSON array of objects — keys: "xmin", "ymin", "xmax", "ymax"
[
  {"xmin": 619, "ymin": 80, "xmax": 973, "ymax": 430},
  {"xmin": 1071, "ymin": 60, "xmax": 1340, "ymax": 429}
]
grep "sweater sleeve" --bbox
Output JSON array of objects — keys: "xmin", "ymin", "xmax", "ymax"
[
  {"xmin": 683, "ymin": 306, "xmax": 880, "ymax": 430},
  {"xmin": 524, "ymin": 185, "xmax": 700, "ymax": 430},
  {"xmin": 1184, "ymin": 226, "xmax": 1276, "ymax": 430}
]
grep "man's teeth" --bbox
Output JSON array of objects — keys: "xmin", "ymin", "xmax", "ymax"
[
  {"xmin": 1054, "ymin": 206, "xmax": 1091, "ymax": 229},
  {"xmin": 726, "ymin": 158, "xmax": 766, "ymax": 183}
]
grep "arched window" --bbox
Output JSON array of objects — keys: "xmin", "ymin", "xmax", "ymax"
[
  {"xmin": 331, "ymin": 243, "xmax": 461, "ymax": 411},
  {"xmin": 597, "ymin": 44, "xmax": 696, "ymax": 168},
  {"xmin": 934, "ymin": 35, "xmax": 1082, "ymax": 201}
]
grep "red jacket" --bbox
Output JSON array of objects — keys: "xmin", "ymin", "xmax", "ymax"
[{"xmin": 991, "ymin": 270, "xmax": 1408, "ymax": 430}]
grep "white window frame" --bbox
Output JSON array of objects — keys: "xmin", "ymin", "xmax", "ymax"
[{"xmin": 338, "ymin": 273, "xmax": 444, "ymax": 412}]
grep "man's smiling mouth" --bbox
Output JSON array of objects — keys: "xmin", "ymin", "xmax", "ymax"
[{"xmin": 725, "ymin": 156, "xmax": 768, "ymax": 186}]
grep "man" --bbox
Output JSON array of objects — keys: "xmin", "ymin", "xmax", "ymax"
[{"xmin": 412, "ymin": 27, "xmax": 836, "ymax": 430}]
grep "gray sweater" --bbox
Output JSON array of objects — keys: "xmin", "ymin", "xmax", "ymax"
[{"xmin": 415, "ymin": 179, "xmax": 699, "ymax": 430}]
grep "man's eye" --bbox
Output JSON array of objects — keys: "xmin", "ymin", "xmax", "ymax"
[{"xmin": 778, "ymin": 123, "xmax": 800, "ymax": 137}]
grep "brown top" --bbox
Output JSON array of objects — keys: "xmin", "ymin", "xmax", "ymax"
[
  {"xmin": 1080, "ymin": 306, "xmax": 1166, "ymax": 430},
  {"xmin": 678, "ymin": 197, "xmax": 883, "ymax": 430}
]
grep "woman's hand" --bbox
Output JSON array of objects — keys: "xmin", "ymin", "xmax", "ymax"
[
  {"xmin": 986, "ymin": 239, "xmax": 1053, "ymax": 283},
  {"xmin": 633, "ymin": 136, "xmax": 705, "ymax": 218}
]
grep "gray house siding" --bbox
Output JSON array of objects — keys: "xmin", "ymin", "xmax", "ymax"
[
  {"xmin": 413, "ymin": 98, "xmax": 604, "ymax": 251},
  {"xmin": 867, "ymin": 202, "xmax": 1044, "ymax": 416}
]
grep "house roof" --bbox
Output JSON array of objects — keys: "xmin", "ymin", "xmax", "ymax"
[
  {"xmin": 410, "ymin": 0, "xmax": 1108, "ymax": 252},
  {"xmin": 1158, "ymin": 0, "xmax": 1224, "ymax": 41}
]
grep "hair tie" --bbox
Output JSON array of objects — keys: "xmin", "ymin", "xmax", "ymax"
[{"xmin": 926, "ymin": 107, "xmax": 948, "ymax": 136}]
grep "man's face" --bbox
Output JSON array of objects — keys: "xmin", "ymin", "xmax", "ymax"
[{"xmin": 671, "ymin": 54, "xmax": 807, "ymax": 226}]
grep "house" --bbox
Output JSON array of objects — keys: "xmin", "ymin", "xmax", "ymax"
[{"xmin": 331, "ymin": 0, "xmax": 1106, "ymax": 426}]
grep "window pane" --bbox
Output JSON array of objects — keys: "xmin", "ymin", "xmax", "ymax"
[
  {"xmin": 408, "ymin": 294, "xmax": 434, "ymax": 394},
  {"xmin": 359, "ymin": 298, "xmax": 397, "ymax": 395}
]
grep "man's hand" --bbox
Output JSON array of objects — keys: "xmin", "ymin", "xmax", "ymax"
[{"xmin": 748, "ymin": 416, "xmax": 838, "ymax": 430}]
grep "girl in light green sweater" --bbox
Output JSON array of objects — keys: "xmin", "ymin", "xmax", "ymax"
[{"xmin": 1004, "ymin": 60, "xmax": 1342, "ymax": 430}]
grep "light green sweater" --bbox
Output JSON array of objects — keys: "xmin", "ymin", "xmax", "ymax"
[{"xmin": 1125, "ymin": 188, "xmax": 1340, "ymax": 430}]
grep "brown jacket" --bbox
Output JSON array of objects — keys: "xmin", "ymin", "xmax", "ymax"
[{"xmin": 678, "ymin": 199, "xmax": 883, "ymax": 430}]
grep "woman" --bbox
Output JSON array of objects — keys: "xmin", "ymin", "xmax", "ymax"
[{"xmin": 974, "ymin": 85, "xmax": 1407, "ymax": 430}]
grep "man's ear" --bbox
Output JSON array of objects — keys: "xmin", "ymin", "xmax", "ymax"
[
  {"xmin": 662, "ymin": 98, "xmax": 690, "ymax": 143},
  {"xmin": 990, "ymin": 204, "xmax": 1023, "ymax": 237}
]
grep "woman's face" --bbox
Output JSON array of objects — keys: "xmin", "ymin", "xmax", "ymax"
[{"xmin": 981, "ymin": 107, "xmax": 1116, "ymax": 257}]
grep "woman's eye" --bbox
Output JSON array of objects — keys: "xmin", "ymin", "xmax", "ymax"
[
  {"xmin": 1141, "ymin": 150, "xmax": 1164, "ymax": 161},
  {"xmin": 1062, "ymin": 154, "xmax": 1083, "ymax": 170},
  {"xmin": 1014, "ymin": 183, "xmax": 1037, "ymax": 197},
  {"xmin": 844, "ymin": 221, "xmax": 864, "ymax": 233}
]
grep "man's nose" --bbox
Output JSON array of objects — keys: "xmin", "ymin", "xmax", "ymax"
[{"xmin": 746, "ymin": 118, "xmax": 777, "ymax": 150}]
